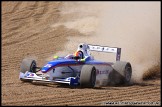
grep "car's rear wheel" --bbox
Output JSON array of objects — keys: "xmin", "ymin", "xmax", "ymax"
[
  {"xmin": 108, "ymin": 61, "xmax": 132, "ymax": 85},
  {"xmin": 80, "ymin": 65, "xmax": 96, "ymax": 88}
]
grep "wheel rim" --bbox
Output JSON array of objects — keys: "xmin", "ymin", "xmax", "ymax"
[
  {"xmin": 91, "ymin": 67, "xmax": 96, "ymax": 87},
  {"xmin": 125, "ymin": 66, "xmax": 131, "ymax": 82},
  {"xmin": 30, "ymin": 62, "xmax": 36, "ymax": 73}
]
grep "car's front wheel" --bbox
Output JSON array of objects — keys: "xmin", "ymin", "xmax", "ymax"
[
  {"xmin": 80, "ymin": 65, "xmax": 96, "ymax": 88},
  {"xmin": 20, "ymin": 58, "xmax": 37, "ymax": 82}
]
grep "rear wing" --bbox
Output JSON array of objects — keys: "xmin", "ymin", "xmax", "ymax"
[{"xmin": 88, "ymin": 44, "xmax": 121, "ymax": 61}]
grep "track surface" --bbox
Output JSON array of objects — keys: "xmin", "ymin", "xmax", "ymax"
[{"xmin": 2, "ymin": 2, "xmax": 160, "ymax": 106}]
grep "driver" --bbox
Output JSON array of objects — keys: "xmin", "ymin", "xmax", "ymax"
[
  {"xmin": 74, "ymin": 50, "xmax": 84, "ymax": 59},
  {"xmin": 65, "ymin": 50, "xmax": 85, "ymax": 61},
  {"xmin": 65, "ymin": 43, "xmax": 90, "ymax": 61},
  {"xmin": 73, "ymin": 50, "xmax": 86, "ymax": 61}
]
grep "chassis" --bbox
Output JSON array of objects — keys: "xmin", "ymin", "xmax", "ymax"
[{"xmin": 19, "ymin": 43, "xmax": 132, "ymax": 88}]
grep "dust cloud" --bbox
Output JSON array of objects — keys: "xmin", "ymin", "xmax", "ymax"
[{"xmin": 52, "ymin": 2, "xmax": 160, "ymax": 84}]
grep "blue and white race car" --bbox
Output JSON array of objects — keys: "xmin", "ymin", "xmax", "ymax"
[{"xmin": 19, "ymin": 43, "xmax": 132, "ymax": 88}]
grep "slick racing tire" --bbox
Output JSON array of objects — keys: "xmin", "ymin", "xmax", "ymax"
[
  {"xmin": 108, "ymin": 61, "xmax": 132, "ymax": 85},
  {"xmin": 80, "ymin": 65, "xmax": 96, "ymax": 88},
  {"xmin": 20, "ymin": 58, "xmax": 37, "ymax": 73}
]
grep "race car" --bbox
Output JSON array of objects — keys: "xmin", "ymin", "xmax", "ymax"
[{"xmin": 19, "ymin": 43, "xmax": 132, "ymax": 88}]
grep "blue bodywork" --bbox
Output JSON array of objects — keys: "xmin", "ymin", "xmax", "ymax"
[
  {"xmin": 39, "ymin": 56, "xmax": 113, "ymax": 86},
  {"xmin": 41, "ymin": 56, "xmax": 112, "ymax": 73}
]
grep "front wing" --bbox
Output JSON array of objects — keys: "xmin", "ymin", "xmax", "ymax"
[{"xmin": 19, "ymin": 71, "xmax": 79, "ymax": 86}]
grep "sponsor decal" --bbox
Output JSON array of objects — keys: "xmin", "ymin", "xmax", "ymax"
[
  {"xmin": 27, "ymin": 73, "xmax": 30, "ymax": 76},
  {"xmin": 45, "ymin": 77, "xmax": 49, "ymax": 80},
  {"xmin": 44, "ymin": 64, "xmax": 52, "ymax": 68},
  {"xmin": 30, "ymin": 73, "xmax": 34, "ymax": 76},
  {"xmin": 96, "ymin": 69, "xmax": 109, "ymax": 74}
]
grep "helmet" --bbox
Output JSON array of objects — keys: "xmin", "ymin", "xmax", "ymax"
[{"xmin": 74, "ymin": 50, "xmax": 84, "ymax": 59}]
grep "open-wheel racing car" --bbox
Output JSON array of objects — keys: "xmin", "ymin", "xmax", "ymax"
[{"xmin": 19, "ymin": 43, "xmax": 132, "ymax": 88}]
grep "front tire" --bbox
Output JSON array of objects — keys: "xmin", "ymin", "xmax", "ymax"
[
  {"xmin": 80, "ymin": 65, "xmax": 96, "ymax": 88},
  {"xmin": 20, "ymin": 58, "xmax": 37, "ymax": 82},
  {"xmin": 20, "ymin": 58, "xmax": 37, "ymax": 73}
]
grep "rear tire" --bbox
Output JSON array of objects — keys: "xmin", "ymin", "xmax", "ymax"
[
  {"xmin": 80, "ymin": 65, "xmax": 96, "ymax": 88},
  {"xmin": 108, "ymin": 61, "xmax": 132, "ymax": 85}
]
